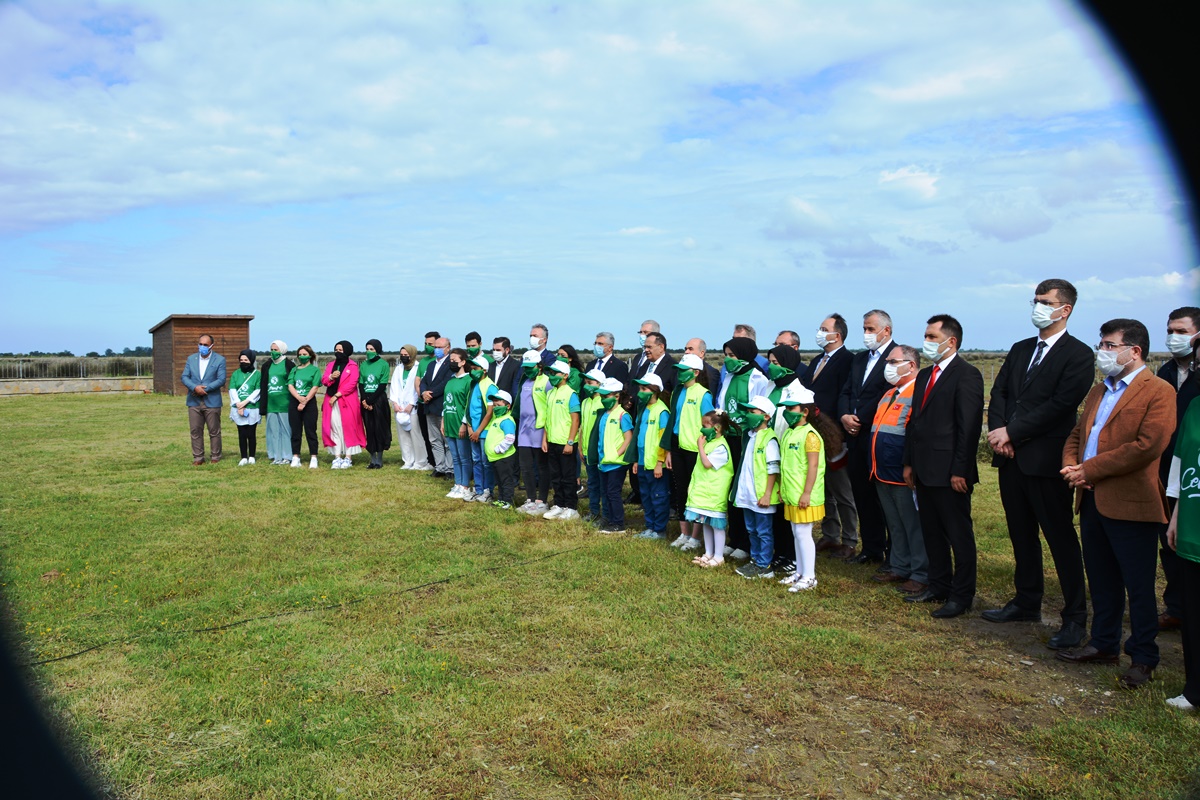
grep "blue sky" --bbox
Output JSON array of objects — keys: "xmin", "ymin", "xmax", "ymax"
[{"xmin": 0, "ymin": 0, "xmax": 1195, "ymax": 355}]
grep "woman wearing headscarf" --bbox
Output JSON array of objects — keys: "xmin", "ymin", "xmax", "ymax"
[
  {"xmin": 229, "ymin": 348, "xmax": 262, "ymax": 466},
  {"xmin": 259, "ymin": 339, "xmax": 295, "ymax": 464},
  {"xmin": 322, "ymin": 340, "xmax": 367, "ymax": 469},
  {"xmin": 359, "ymin": 338, "xmax": 392, "ymax": 469},
  {"xmin": 715, "ymin": 337, "xmax": 772, "ymax": 561},
  {"xmin": 766, "ymin": 344, "xmax": 808, "ymax": 574},
  {"xmin": 388, "ymin": 344, "xmax": 427, "ymax": 470}
]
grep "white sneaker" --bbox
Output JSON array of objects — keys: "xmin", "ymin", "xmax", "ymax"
[
  {"xmin": 238, "ymin": 458, "xmax": 248, "ymax": 467},
  {"xmin": 679, "ymin": 538, "xmax": 702, "ymax": 552},
  {"xmin": 558, "ymin": 508, "xmax": 580, "ymax": 521},
  {"xmin": 530, "ymin": 501, "xmax": 549, "ymax": 516},
  {"xmin": 516, "ymin": 500, "xmax": 536, "ymax": 514},
  {"xmin": 779, "ymin": 572, "xmax": 802, "ymax": 585},
  {"xmin": 474, "ymin": 490, "xmax": 492, "ymax": 503},
  {"xmin": 788, "ymin": 577, "xmax": 818, "ymax": 593},
  {"xmin": 342, "ymin": 458, "xmax": 352, "ymax": 468},
  {"xmin": 728, "ymin": 548, "xmax": 750, "ymax": 561},
  {"xmin": 330, "ymin": 458, "xmax": 342, "ymax": 470},
  {"xmin": 461, "ymin": 491, "xmax": 478, "ymax": 502},
  {"xmin": 247, "ymin": 457, "xmax": 255, "ymax": 465},
  {"xmin": 310, "ymin": 456, "xmax": 319, "ymax": 469},
  {"xmin": 290, "ymin": 456, "xmax": 301, "ymax": 468},
  {"xmin": 543, "ymin": 505, "xmax": 564, "ymax": 519},
  {"xmin": 1166, "ymin": 694, "xmax": 1197, "ymax": 711},
  {"xmin": 446, "ymin": 486, "xmax": 464, "ymax": 499},
  {"xmin": 669, "ymin": 534, "xmax": 689, "ymax": 548}
]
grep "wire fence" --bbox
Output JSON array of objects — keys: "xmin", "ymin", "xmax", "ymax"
[{"xmin": 0, "ymin": 357, "xmax": 153, "ymax": 380}]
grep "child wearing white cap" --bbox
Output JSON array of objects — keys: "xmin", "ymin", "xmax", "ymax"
[
  {"xmin": 777, "ymin": 388, "xmax": 842, "ymax": 591},
  {"xmin": 595, "ymin": 378, "xmax": 634, "ymax": 533},
  {"xmin": 632, "ymin": 373, "xmax": 672, "ymax": 540},
  {"xmin": 465, "ymin": 355, "xmax": 500, "ymax": 503},
  {"xmin": 733, "ymin": 396, "xmax": 782, "ymax": 579},
  {"xmin": 666, "ymin": 353, "xmax": 716, "ymax": 552},
  {"xmin": 541, "ymin": 360, "xmax": 582, "ymax": 520},
  {"xmin": 579, "ymin": 368, "xmax": 607, "ymax": 523},
  {"xmin": 484, "ymin": 390, "xmax": 520, "ymax": 508}
]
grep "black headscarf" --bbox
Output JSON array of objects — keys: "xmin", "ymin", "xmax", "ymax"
[
  {"xmin": 239, "ymin": 348, "xmax": 256, "ymax": 372},
  {"xmin": 366, "ymin": 338, "xmax": 383, "ymax": 359},
  {"xmin": 723, "ymin": 337, "xmax": 759, "ymax": 375},
  {"xmin": 334, "ymin": 341, "xmax": 353, "ymax": 369},
  {"xmin": 768, "ymin": 345, "xmax": 803, "ymax": 386}
]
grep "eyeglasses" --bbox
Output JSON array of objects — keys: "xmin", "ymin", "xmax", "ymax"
[
  {"xmin": 1096, "ymin": 341, "xmax": 1129, "ymax": 351},
  {"xmin": 884, "ymin": 359, "xmax": 910, "ymax": 366},
  {"xmin": 1030, "ymin": 299, "xmax": 1065, "ymax": 307}
]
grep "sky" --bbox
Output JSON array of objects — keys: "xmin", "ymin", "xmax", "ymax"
[{"xmin": 0, "ymin": 0, "xmax": 1196, "ymax": 356}]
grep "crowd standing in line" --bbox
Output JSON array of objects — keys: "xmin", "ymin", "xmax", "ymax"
[{"xmin": 180, "ymin": 281, "xmax": 1200, "ymax": 710}]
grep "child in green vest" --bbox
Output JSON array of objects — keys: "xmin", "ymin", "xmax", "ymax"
[
  {"xmin": 633, "ymin": 374, "xmax": 672, "ymax": 540},
  {"xmin": 579, "ymin": 368, "xmax": 607, "ymax": 524},
  {"xmin": 595, "ymin": 378, "xmax": 634, "ymax": 533},
  {"xmin": 686, "ymin": 410, "xmax": 736, "ymax": 567},
  {"xmin": 733, "ymin": 396, "xmax": 781, "ymax": 579},
  {"xmin": 778, "ymin": 390, "xmax": 842, "ymax": 592},
  {"xmin": 541, "ymin": 360, "xmax": 581, "ymax": 520},
  {"xmin": 484, "ymin": 390, "xmax": 519, "ymax": 509}
]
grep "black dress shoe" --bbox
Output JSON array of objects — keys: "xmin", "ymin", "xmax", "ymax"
[
  {"xmin": 981, "ymin": 602, "xmax": 1041, "ymax": 623},
  {"xmin": 1046, "ymin": 620, "xmax": 1086, "ymax": 650},
  {"xmin": 904, "ymin": 588, "xmax": 947, "ymax": 604},
  {"xmin": 1055, "ymin": 645, "xmax": 1119, "ymax": 665},
  {"xmin": 849, "ymin": 552, "xmax": 885, "ymax": 565},
  {"xmin": 931, "ymin": 599, "xmax": 972, "ymax": 618},
  {"xmin": 1118, "ymin": 663, "xmax": 1154, "ymax": 689}
]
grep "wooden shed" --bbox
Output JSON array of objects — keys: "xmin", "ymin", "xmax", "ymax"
[{"xmin": 149, "ymin": 314, "xmax": 254, "ymax": 396}]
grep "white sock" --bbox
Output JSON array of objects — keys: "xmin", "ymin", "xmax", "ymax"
[
  {"xmin": 703, "ymin": 525, "xmax": 715, "ymax": 559},
  {"xmin": 792, "ymin": 522, "xmax": 816, "ymax": 580},
  {"xmin": 714, "ymin": 528, "xmax": 727, "ymax": 559}
]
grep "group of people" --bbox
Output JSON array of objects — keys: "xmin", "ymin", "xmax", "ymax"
[{"xmin": 180, "ymin": 280, "xmax": 1200, "ymax": 712}]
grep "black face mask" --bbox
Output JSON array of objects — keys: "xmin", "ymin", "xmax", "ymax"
[{"xmin": 239, "ymin": 361, "xmax": 253, "ymax": 373}]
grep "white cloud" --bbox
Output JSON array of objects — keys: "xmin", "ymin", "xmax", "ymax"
[
  {"xmin": 879, "ymin": 165, "xmax": 939, "ymax": 203},
  {"xmin": 764, "ymin": 197, "xmax": 835, "ymax": 240},
  {"xmin": 965, "ymin": 194, "xmax": 1054, "ymax": 242},
  {"xmin": 618, "ymin": 226, "xmax": 663, "ymax": 236}
]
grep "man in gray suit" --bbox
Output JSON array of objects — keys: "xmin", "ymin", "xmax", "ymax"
[{"xmin": 181, "ymin": 333, "xmax": 227, "ymax": 465}]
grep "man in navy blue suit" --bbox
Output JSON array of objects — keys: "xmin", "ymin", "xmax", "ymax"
[{"xmin": 180, "ymin": 333, "xmax": 227, "ymax": 465}]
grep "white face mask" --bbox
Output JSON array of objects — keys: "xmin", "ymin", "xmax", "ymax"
[
  {"xmin": 529, "ymin": 335, "xmax": 542, "ymax": 349},
  {"xmin": 1166, "ymin": 333, "xmax": 1196, "ymax": 358},
  {"xmin": 863, "ymin": 332, "xmax": 881, "ymax": 351},
  {"xmin": 815, "ymin": 330, "xmax": 832, "ymax": 349},
  {"xmin": 638, "ymin": 333, "xmax": 649, "ymax": 347},
  {"xmin": 1095, "ymin": 347, "xmax": 1130, "ymax": 377},
  {"xmin": 492, "ymin": 349, "xmax": 505, "ymax": 361},
  {"xmin": 922, "ymin": 339, "xmax": 949, "ymax": 364},
  {"xmin": 883, "ymin": 363, "xmax": 908, "ymax": 385},
  {"xmin": 1031, "ymin": 302, "xmax": 1064, "ymax": 330}
]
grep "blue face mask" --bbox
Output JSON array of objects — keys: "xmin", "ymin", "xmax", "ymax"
[
  {"xmin": 434, "ymin": 347, "xmax": 445, "ymax": 359},
  {"xmin": 593, "ymin": 344, "xmax": 605, "ymax": 359},
  {"xmin": 198, "ymin": 345, "xmax": 211, "ymax": 356}
]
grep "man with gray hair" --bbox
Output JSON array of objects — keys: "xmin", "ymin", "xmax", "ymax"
[
  {"xmin": 587, "ymin": 331, "xmax": 629, "ymax": 382},
  {"xmin": 629, "ymin": 320, "xmax": 661, "ymax": 376}
]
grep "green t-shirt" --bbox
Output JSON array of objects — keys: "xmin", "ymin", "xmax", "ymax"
[
  {"xmin": 266, "ymin": 360, "xmax": 290, "ymax": 413},
  {"xmin": 441, "ymin": 374, "xmax": 472, "ymax": 437},
  {"xmin": 230, "ymin": 369, "xmax": 260, "ymax": 403},
  {"xmin": 359, "ymin": 356, "xmax": 391, "ymax": 399},
  {"xmin": 289, "ymin": 364, "xmax": 320, "ymax": 398},
  {"xmin": 1174, "ymin": 396, "xmax": 1200, "ymax": 564}
]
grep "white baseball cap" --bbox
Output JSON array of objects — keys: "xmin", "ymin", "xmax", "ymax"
[
  {"xmin": 470, "ymin": 355, "xmax": 489, "ymax": 371},
  {"xmin": 522, "ymin": 350, "xmax": 541, "ymax": 365},
  {"xmin": 584, "ymin": 368, "xmax": 606, "ymax": 383},
  {"xmin": 738, "ymin": 396, "xmax": 777, "ymax": 417},
  {"xmin": 493, "ymin": 390, "xmax": 512, "ymax": 404},
  {"xmin": 598, "ymin": 378, "xmax": 624, "ymax": 394},
  {"xmin": 634, "ymin": 373, "xmax": 663, "ymax": 392},
  {"xmin": 549, "ymin": 360, "xmax": 570, "ymax": 375},
  {"xmin": 778, "ymin": 386, "xmax": 816, "ymax": 406},
  {"xmin": 674, "ymin": 353, "xmax": 705, "ymax": 371}
]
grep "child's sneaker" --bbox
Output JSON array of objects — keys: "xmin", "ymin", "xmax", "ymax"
[
  {"xmin": 492, "ymin": 500, "xmax": 512, "ymax": 510},
  {"xmin": 446, "ymin": 485, "xmax": 464, "ymax": 499},
  {"xmin": 736, "ymin": 563, "xmax": 764, "ymax": 579},
  {"xmin": 679, "ymin": 537, "xmax": 702, "ymax": 552},
  {"xmin": 474, "ymin": 490, "xmax": 492, "ymax": 503},
  {"xmin": 779, "ymin": 572, "xmax": 802, "ymax": 586},
  {"xmin": 290, "ymin": 456, "xmax": 301, "ymax": 468},
  {"xmin": 669, "ymin": 533, "xmax": 689, "ymax": 548},
  {"xmin": 558, "ymin": 508, "xmax": 580, "ymax": 521},
  {"xmin": 728, "ymin": 548, "xmax": 750, "ymax": 561},
  {"xmin": 309, "ymin": 456, "xmax": 319, "ymax": 469},
  {"xmin": 516, "ymin": 500, "xmax": 536, "ymax": 514},
  {"xmin": 788, "ymin": 577, "xmax": 818, "ymax": 593},
  {"xmin": 543, "ymin": 505, "xmax": 564, "ymax": 519}
]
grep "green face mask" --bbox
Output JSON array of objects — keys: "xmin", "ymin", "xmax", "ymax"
[
  {"xmin": 743, "ymin": 411, "xmax": 766, "ymax": 429},
  {"xmin": 724, "ymin": 356, "xmax": 746, "ymax": 373},
  {"xmin": 637, "ymin": 390, "xmax": 652, "ymax": 403},
  {"xmin": 522, "ymin": 366, "xmax": 539, "ymax": 378},
  {"xmin": 493, "ymin": 405, "xmax": 509, "ymax": 418},
  {"xmin": 700, "ymin": 426, "xmax": 717, "ymax": 442},
  {"xmin": 423, "ymin": 344, "xmax": 435, "ymax": 356},
  {"xmin": 600, "ymin": 395, "xmax": 618, "ymax": 409},
  {"xmin": 677, "ymin": 368, "xmax": 695, "ymax": 385},
  {"xmin": 270, "ymin": 350, "xmax": 281, "ymax": 360},
  {"xmin": 298, "ymin": 355, "xmax": 311, "ymax": 365},
  {"xmin": 556, "ymin": 354, "xmax": 568, "ymax": 362},
  {"xmin": 549, "ymin": 374, "xmax": 564, "ymax": 387},
  {"xmin": 367, "ymin": 351, "xmax": 379, "ymax": 362},
  {"xmin": 582, "ymin": 384, "xmax": 598, "ymax": 398},
  {"xmin": 467, "ymin": 346, "xmax": 480, "ymax": 357},
  {"xmin": 470, "ymin": 369, "xmax": 484, "ymax": 382},
  {"xmin": 783, "ymin": 410, "xmax": 806, "ymax": 427},
  {"xmin": 767, "ymin": 364, "xmax": 793, "ymax": 381}
]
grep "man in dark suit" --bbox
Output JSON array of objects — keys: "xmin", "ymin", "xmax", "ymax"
[
  {"xmin": 420, "ymin": 336, "xmax": 455, "ymax": 478},
  {"xmin": 632, "ymin": 332, "xmax": 676, "ymax": 396},
  {"xmin": 982, "ymin": 279, "xmax": 1096, "ymax": 648},
  {"xmin": 803, "ymin": 313, "xmax": 857, "ymax": 557},
  {"xmin": 903, "ymin": 314, "xmax": 985, "ymax": 619},
  {"xmin": 838, "ymin": 309, "xmax": 898, "ymax": 564},
  {"xmin": 585, "ymin": 331, "xmax": 630, "ymax": 383},
  {"xmin": 683, "ymin": 338, "xmax": 721, "ymax": 390},
  {"xmin": 1156, "ymin": 306, "xmax": 1200, "ymax": 631},
  {"xmin": 488, "ymin": 336, "xmax": 521, "ymax": 404},
  {"xmin": 628, "ymin": 320, "xmax": 660, "ymax": 377},
  {"xmin": 1058, "ymin": 319, "xmax": 1175, "ymax": 689}
]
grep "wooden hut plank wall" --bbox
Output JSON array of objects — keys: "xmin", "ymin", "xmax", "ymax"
[{"xmin": 149, "ymin": 314, "xmax": 254, "ymax": 396}]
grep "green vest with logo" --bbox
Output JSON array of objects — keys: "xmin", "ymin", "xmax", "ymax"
[
  {"xmin": 676, "ymin": 382, "xmax": 709, "ymax": 453},
  {"xmin": 599, "ymin": 407, "xmax": 632, "ymax": 466},
  {"xmin": 483, "ymin": 414, "xmax": 516, "ymax": 463},
  {"xmin": 747, "ymin": 427, "xmax": 782, "ymax": 504},
  {"xmin": 780, "ymin": 423, "xmax": 825, "ymax": 507},
  {"xmin": 533, "ymin": 373, "xmax": 550, "ymax": 429},
  {"xmin": 641, "ymin": 399, "xmax": 669, "ymax": 469},
  {"xmin": 579, "ymin": 395, "xmax": 602, "ymax": 465},
  {"xmin": 545, "ymin": 383, "xmax": 577, "ymax": 445},
  {"xmin": 687, "ymin": 435, "xmax": 733, "ymax": 513}
]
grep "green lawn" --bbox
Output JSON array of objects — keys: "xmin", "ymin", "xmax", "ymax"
[{"xmin": 1, "ymin": 394, "xmax": 1196, "ymax": 799}]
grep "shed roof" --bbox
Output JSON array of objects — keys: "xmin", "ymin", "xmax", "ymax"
[{"xmin": 149, "ymin": 314, "xmax": 255, "ymax": 334}]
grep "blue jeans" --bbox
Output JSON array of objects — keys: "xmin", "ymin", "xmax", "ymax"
[
  {"xmin": 449, "ymin": 437, "xmax": 473, "ymax": 487},
  {"xmin": 598, "ymin": 466, "xmax": 627, "ymax": 527},
  {"xmin": 743, "ymin": 508, "xmax": 775, "ymax": 568},
  {"xmin": 584, "ymin": 461, "xmax": 602, "ymax": 519},
  {"xmin": 638, "ymin": 468, "xmax": 671, "ymax": 533},
  {"xmin": 470, "ymin": 438, "xmax": 494, "ymax": 493}
]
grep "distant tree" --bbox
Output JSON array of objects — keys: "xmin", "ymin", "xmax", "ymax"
[
  {"xmin": 55, "ymin": 350, "xmax": 75, "ymax": 357},
  {"xmin": 104, "ymin": 348, "xmax": 115, "ymax": 357},
  {"xmin": 86, "ymin": 351, "xmax": 101, "ymax": 358}
]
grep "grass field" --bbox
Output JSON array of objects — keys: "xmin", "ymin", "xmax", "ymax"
[{"xmin": 1, "ymin": 393, "xmax": 1197, "ymax": 799}]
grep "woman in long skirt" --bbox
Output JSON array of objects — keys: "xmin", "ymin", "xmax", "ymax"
[{"xmin": 321, "ymin": 340, "xmax": 367, "ymax": 469}]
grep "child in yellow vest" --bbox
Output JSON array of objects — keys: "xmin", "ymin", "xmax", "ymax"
[
  {"xmin": 633, "ymin": 373, "xmax": 672, "ymax": 540},
  {"xmin": 541, "ymin": 360, "xmax": 581, "ymax": 520},
  {"xmin": 778, "ymin": 389, "xmax": 842, "ymax": 591},
  {"xmin": 483, "ymin": 390, "xmax": 519, "ymax": 509},
  {"xmin": 686, "ymin": 411, "xmax": 736, "ymax": 567},
  {"xmin": 733, "ymin": 396, "xmax": 781, "ymax": 578},
  {"xmin": 596, "ymin": 378, "xmax": 634, "ymax": 533},
  {"xmin": 579, "ymin": 368, "xmax": 607, "ymax": 524}
]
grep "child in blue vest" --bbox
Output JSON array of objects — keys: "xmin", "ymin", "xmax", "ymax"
[
  {"xmin": 632, "ymin": 373, "xmax": 672, "ymax": 540},
  {"xmin": 686, "ymin": 410, "xmax": 735, "ymax": 567}
]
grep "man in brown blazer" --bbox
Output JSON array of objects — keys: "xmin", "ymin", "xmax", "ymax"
[{"xmin": 1057, "ymin": 318, "xmax": 1175, "ymax": 690}]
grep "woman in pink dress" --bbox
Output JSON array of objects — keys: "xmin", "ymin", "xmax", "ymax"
[{"xmin": 322, "ymin": 340, "xmax": 367, "ymax": 469}]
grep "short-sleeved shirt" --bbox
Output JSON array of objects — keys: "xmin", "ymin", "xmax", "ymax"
[
  {"xmin": 289, "ymin": 364, "xmax": 320, "ymax": 397},
  {"xmin": 638, "ymin": 407, "xmax": 671, "ymax": 464},
  {"xmin": 673, "ymin": 389, "xmax": 715, "ymax": 434},
  {"xmin": 468, "ymin": 381, "xmax": 500, "ymax": 427},
  {"xmin": 266, "ymin": 360, "xmax": 290, "ymax": 413},
  {"xmin": 441, "ymin": 374, "xmax": 472, "ymax": 437},
  {"xmin": 598, "ymin": 411, "xmax": 634, "ymax": 472}
]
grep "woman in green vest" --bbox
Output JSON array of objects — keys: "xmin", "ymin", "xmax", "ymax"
[
  {"xmin": 260, "ymin": 340, "xmax": 295, "ymax": 465},
  {"xmin": 686, "ymin": 410, "xmax": 736, "ymax": 567},
  {"xmin": 1166, "ymin": 395, "xmax": 1200, "ymax": 711},
  {"xmin": 359, "ymin": 338, "xmax": 392, "ymax": 469},
  {"xmin": 229, "ymin": 349, "xmax": 261, "ymax": 466},
  {"xmin": 632, "ymin": 374, "xmax": 671, "ymax": 540},
  {"xmin": 777, "ymin": 391, "xmax": 842, "ymax": 592}
]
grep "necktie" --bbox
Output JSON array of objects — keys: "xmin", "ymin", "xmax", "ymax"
[
  {"xmin": 1027, "ymin": 341, "xmax": 1046, "ymax": 374},
  {"xmin": 812, "ymin": 354, "xmax": 829, "ymax": 380},
  {"xmin": 862, "ymin": 350, "xmax": 878, "ymax": 385},
  {"xmin": 921, "ymin": 365, "xmax": 940, "ymax": 409}
]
